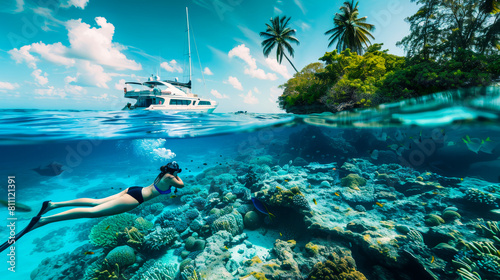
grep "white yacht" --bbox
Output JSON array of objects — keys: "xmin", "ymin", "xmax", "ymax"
[{"xmin": 122, "ymin": 8, "xmax": 218, "ymax": 113}]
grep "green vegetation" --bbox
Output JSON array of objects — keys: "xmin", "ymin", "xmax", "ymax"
[
  {"xmin": 260, "ymin": 15, "xmax": 300, "ymax": 73},
  {"xmin": 325, "ymin": 0, "xmax": 375, "ymax": 55},
  {"xmin": 276, "ymin": 0, "xmax": 500, "ymax": 114}
]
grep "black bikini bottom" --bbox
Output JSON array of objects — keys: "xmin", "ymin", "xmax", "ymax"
[{"xmin": 126, "ymin": 186, "xmax": 144, "ymax": 204}]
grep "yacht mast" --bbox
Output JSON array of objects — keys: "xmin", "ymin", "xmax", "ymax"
[{"xmin": 186, "ymin": 7, "xmax": 192, "ymax": 85}]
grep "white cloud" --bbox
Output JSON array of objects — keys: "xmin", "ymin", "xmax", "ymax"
[
  {"xmin": 229, "ymin": 44, "xmax": 278, "ymax": 80},
  {"xmin": 92, "ymin": 93, "xmax": 108, "ymax": 100},
  {"xmin": 0, "ymin": 82, "xmax": 19, "ymax": 90},
  {"xmin": 203, "ymin": 67, "xmax": 213, "ymax": 75},
  {"xmin": 114, "ymin": 79, "xmax": 127, "ymax": 90},
  {"xmin": 268, "ymin": 86, "xmax": 283, "ymax": 104},
  {"xmin": 65, "ymin": 17, "xmax": 141, "ymax": 70},
  {"xmin": 34, "ymin": 86, "xmax": 67, "ymax": 98},
  {"xmin": 9, "ymin": 17, "xmax": 141, "ymax": 88},
  {"xmin": 295, "ymin": 20, "xmax": 311, "ymax": 31},
  {"xmin": 265, "ymin": 58, "xmax": 292, "ymax": 79},
  {"xmin": 240, "ymin": 90, "xmax": 259, "ymax": 105},
  {"xmin": 14, "ymin": 0, "xmax": 24, "ymax": 12},
  {"xmin": 210, "ymin": 89, "xmax": 229, "ymax": 99},
  {"xmin": 32, "ymin": 69, "xmax": 49, "ymax": 86},
  {"xmin": 31, "ymin": 42, "xmax": 75, "ymax": 67},
  {"xmin": 160, "ymin": 60, "xmax": 183, "ymax": 73},
  {"xmin": 61, "ymin": 0, "xmax": 90, "ymax": 9},
  {"xmin": 225, "ymin": 76, "xmax": 243, "ymax": 91},
  {"xmin": 74, "ymin": 61, "xmax": 112, "ymax": 88},
  {"xmin": 294, "ymin": 0, "xmax": 306, "ymax": 14},
  {"xmin": 9, "ymin": 45, "xmax": 37, "ymax": 68},
  {"xmin": 253, "ymin": 87, "xmax": 260, "ymax": 94},
  {"xmin": 274, "ymin": 7, "xmax": 282, "ymax": 14},
  {"xmin": 236, "ymin": 25, "xmax": 261, "ymax": 46}
]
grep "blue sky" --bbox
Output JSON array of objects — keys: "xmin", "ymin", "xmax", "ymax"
[{"xmin": 0, "ymin": 0, "xmax": 418, "ymax": 113}]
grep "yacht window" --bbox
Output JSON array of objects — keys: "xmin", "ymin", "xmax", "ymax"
[
  {"xmin": 198, "ymin": 101, "xmax": 211, "ymax": 106},
  {"xmin": 192, "ymin": 101, "xmax": 196, "ymax": 106},
  {"xmin": 169, "ymin": 99, "xmax": 192, "ymax": 105}
]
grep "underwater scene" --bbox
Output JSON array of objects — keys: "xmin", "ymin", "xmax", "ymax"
[{"xmin": 1, "ymin": 87, "xmax": 500, "ymax": 280}]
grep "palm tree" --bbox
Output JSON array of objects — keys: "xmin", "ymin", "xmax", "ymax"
[
  {"xmin": 480, "ymin": 0, "xmax": 500, "ymax": 14},
  {"xmin": 325, "ymin": 0, "xmax": 375, "ymax": 55},
  {"xmin": 260, "ymin": 16, "xmax": 300, "ymax": 73}
]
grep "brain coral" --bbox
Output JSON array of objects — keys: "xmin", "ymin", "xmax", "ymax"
[
  {"xmin": 143, "ymin": 226, "xmax": 179, "ymax": 252},
  {"xmin": 105, "ymin": 245, "xmax": 136, "ymax": 268},
  {"xmin": 89, "ymin": 213, "xmax": 138, "ymax": 247},
  {"xmin": 307, "ymin": 258, "xmax": 368, "ymax": 280},
  {"xmin": 293, "ymin": 195, "xmax": 311, "ymax": 209},
  {"xmin": 212, "ymin": 211, "xmax": 244, "ymax": 236},
  {"xmin": 341, "ymin": 174, "xmax": 367, "ymax": 190}
]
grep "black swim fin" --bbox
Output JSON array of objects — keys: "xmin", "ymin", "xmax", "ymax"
[{"xmin": 0, "ymin": 216, "xmax": 40, "ymax": 253}]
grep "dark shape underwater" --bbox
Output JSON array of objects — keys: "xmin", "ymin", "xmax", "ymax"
[{"xmin": 33, "ymin": 161, "xmax": 64, "ymax": 176}]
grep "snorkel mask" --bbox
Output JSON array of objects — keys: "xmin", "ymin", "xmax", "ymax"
[
  {"xmin": 161, "ymin": 161, "xmax": 182, "ymax": 174},
  {"xmin": 154, "ymin": 161, "xmax": 182, "ymax": 186}
]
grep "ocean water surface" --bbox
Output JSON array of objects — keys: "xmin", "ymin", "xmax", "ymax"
[{"xmin": 1, "ymin": 86, "xmax": 500, "ymax": 280}]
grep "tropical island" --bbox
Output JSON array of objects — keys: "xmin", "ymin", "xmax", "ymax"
[{"xmin": 260, "ymin": 0, "xmax": 500, "ymax": 114}]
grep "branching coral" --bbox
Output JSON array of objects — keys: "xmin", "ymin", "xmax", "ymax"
[
  {"xmin": 143, "ymin": 226, "xmax": 178, "ymax": 253},
  {"xmin": 117, "ymin": 227, "xmax": 144, "ymax": 250},
  {"xmin": 130, "ymin": 260, "xmax": 177, "ymax": 280},
  {"xmin": 475, "ymin": 221, "xmax": 500, "ymax": 243},
  {"xmin": 453, "ymin": 240, "xmax": 500, "ymax": 280},
  {"xmin": 181, "ymin": 265, "xmax": 202, "ymax": 280},
  {"xmin": 407, "ymin": 229, "xmax": 424, "ymax": 245},
  {"xmin": 464, "ymin": 189, "xmax": 498, "ymax": 209}
]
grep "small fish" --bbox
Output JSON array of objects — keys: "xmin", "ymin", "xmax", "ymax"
[
  {"xmin": 313, "ymin": 198, "xmax": 317, "ymax": 205},
  {"xmin": 170, "ymin": 195, "xmax": 177, "ymax": 198},
  {"xmin": 279, "ymin": 232, "xmax": 282, "ymax": 236},
  {"xmin": 334, "ymin": 192, "xmax": 340, "ymax": 197},
  {"xmin": 308, "ymin": 185, "xmax": 312, "ymax": 188},
  {"xmin": 431, "ymin": 256, "xmax": 435, "ymax": 263},
  {"xmin": 105, "ymin": 225, "xmax": 110, "ymax": 230},
  {"xmin": 224, "ymin": 246, "xmax": 228, "ymax": 250},
  {"xmin": 460, "ymin": 178, "xmax": 463, "ymax": 181},
  {"xmin": 332, "ymin": 168, "xmax": 336, "ymax": 171},
  {"xmin": 276, "ymin": 186, "xmax": 282, "ymax": 190},
  {"xmin": 284, "ymin": 180, "xmax": 289, "ymax": 182},
  {"xmin": 432, "ymin": 191, "xmax": 439, "ymax": 195},
  {"xmin": 375, "ymin": 202, "xmax": 384, "ymax": 207},
  {"xmin": 84, "ymin": 251, "xmax": 95, "ymax": 255}
]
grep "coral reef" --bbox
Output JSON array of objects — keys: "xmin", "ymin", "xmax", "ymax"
[
  {"xmin": 212, "ymin": 211, "xmax": 244, "ymax": 236},
  {"xmin": 307, "ymin": 258, "xmax": 368, "ymax": 280},
  {"xmin": 464, "ymin": 188, "xmax": 499, "ymax": 209},
  {"xmin": 89, "ymin": 213, "xmax": 139, "ymax": 248},
  {"xmin": 105, "ymin": 245, "xmax": 136, "ymax": 268},
  {"xmin": 341, "ymin": 174, "xmax": 367, "ymax": 190},
  {"xmin": 143, "ymin": 226, "xmax": 178, "ymax": 253},
  {"xmin": 130, "ymin": 260, "xmax": 177, "ymax": 280}
]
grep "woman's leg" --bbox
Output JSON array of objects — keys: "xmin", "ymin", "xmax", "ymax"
[
  {"xmin": 33, "ymin": 193, "xmax": 139, "ymax": 230},
  {"xmin": 41, "ymin": 189, "xmax": 130, "ymax": 214}
]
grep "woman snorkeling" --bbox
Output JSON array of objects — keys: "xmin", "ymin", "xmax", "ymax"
[{"xmin": 0, "ymin": 161, "xmax": 184, "ymax": 252}]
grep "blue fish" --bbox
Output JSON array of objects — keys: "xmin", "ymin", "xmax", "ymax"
[{"xmin": 251, "ymin": 197, "xmax": 276, "ymax": 220}]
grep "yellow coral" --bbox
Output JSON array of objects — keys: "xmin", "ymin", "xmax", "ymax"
[
  {"xmin": 341, "ymin": 174, "xmax": 367, "ymax": 189},
  {"xmin": 305, "ymin": 242, "xmax": 320, "ymax": 256},
  {"xmin": 363, "ymin": 234, "xmax": 372, "ymax": 242},
  {"xmin": 240, "ymin": 272, "xmax": 268, "ymax": 280}
]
